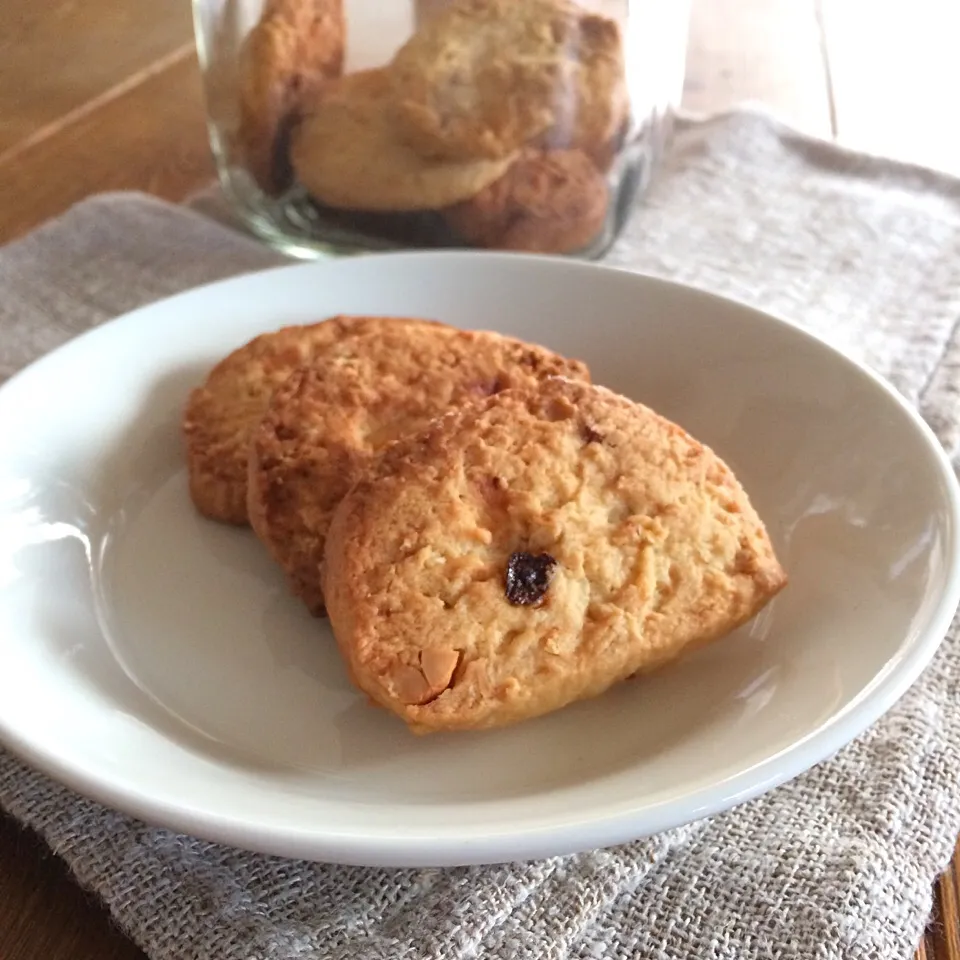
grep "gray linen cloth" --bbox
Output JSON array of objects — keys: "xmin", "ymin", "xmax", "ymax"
[{"xmin": 1, "ymin": 109, "xmax": 960, "ymax": 960}]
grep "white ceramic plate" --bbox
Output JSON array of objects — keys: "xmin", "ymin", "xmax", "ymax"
[{"xmin": 0, "ymin": 252, "xmax": 958, "ymax": 867}]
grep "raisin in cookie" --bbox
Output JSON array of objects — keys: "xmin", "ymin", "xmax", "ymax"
[
  {"xmin": 248, "ymin": 325, "xmax": 590, "ymax": 614},
  {"xmin": 238, "ymin": 0, "xmax": 345, "ymax": 194},
  {"xmin": 389, "ymin": 0, "xmax": 626, "ymax": 162},
  {"xmin": 183, "ymin": 315, "xmax": 437, "ymax": 525},
  {"xmin": 291, "ymin": 69, "xmax": 515, "ymax": 211},
  {"xmin": 323, "ymin": 377, "xmax": 787, "ymax": 734},
  {"xmin": 443, "ymin": 149, "xmax": 609, "ymax": 253}
]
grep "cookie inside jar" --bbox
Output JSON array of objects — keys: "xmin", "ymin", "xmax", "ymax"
[{"xmin": 196, "ymin": 0, "xmax": 683, "ymax": 257}]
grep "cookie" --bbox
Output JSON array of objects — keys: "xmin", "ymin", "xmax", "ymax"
[
  {"xmin": 536, "ymin": 44, "xmax": 629, "ymax": 170},
  {"xmin": 389, "ymin": 0, "xmax": 626, "ymax": 162},
  {"xmin": 248, "ymin": 325, "xmax": 590, "ymax": 614},
  {"xmin": 543, "ymin": 110, "xmax": 629, "ymax": 174},
  {"xmin": 442, "ymin": 149, "xmax": 609, "ymax": 253},
  {"xmin": 290, "ymin": 69, "xmax": 515, "ymax": 211},
  {"xmin": 237, "ymin": 0, "xmax": 345, "ymax": 195},
  {"xmin": 323, "ymin": 377, "xmax": 787, "ymax": 734},
  {"xmin": 183, "ymin": 315, "xmax": 437, "ymax": 525}
]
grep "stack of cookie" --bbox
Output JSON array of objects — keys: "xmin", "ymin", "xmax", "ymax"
[
  {"xmin": 237, "ymin": 0, "xmax": 628, "ymax": 254},
  {"xmin": 183, "ymin": 316, "xmax": 787, "ymax": 734}
]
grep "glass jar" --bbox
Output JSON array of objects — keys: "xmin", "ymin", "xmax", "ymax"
[{"xmin": 192, "ymin": 0, "xmax": 689, "ymax": 258}]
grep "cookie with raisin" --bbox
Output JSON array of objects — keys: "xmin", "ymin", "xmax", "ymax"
[
  {"xmin": 247, "ymin": 325, "xmax": 590, "ymax": 613},
  {"xmin": 323, "ymin": 377, "xmax": 787, "ymax": 733}
]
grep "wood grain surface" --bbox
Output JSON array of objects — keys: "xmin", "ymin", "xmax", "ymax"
[
  {"xmin": 0, "ymin": 1, "xmax": 958, "ymax": 958},
  {"xmin": 0, "ymin": 0, "xmax": 195, "ymax": 154},
  {"xmin": 0, "ymin": 49, "xmax": 213, "ymax": 242}
]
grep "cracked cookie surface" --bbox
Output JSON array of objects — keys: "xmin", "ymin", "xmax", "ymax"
[
  {"xmin": 183, "ymin": 315, "xmax": 437, "ymax": 525},
  {"xmin": 389, "ymin": 0, "xmax": 626, "ymax": 162},
  {"xmin": 323, "ymin": 377, "xmax": 787, "ymax": 733},
  {"xmin": 248, "ymin": 324, "xmax": 590, "ymax": 613}
]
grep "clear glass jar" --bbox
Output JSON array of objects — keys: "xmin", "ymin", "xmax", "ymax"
[{"xmin": 193, "ymin": 0, "xmax": 689, "ymax": 258}]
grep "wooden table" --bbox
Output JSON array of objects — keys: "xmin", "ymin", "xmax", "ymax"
[{"xmin": 2, "ymin": 1, "xmax": 959, "ymax": 957}]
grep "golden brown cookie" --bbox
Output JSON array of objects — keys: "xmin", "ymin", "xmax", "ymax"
[
  {"xmin": 182, "ymin": 315, "xmax": 438, "ymax": 525},
  {"xmin": 248, "ymin": 325, "xmax": 590, "ymax": 614},
  {"xmin": 536, "ymin": 48, "xmax": 628, "ymax": 170},
  {"xmin": 389, "ymin": 0, "xmax": 626, "ymax": 162},
  {"xmin": 290, "ymin": 69, "xmax": 515, "ymax": 211},
  {"xmin": 443, "ymin": 149, "xmax": 609, "ymax": 253},
  {"xmin": 323, "ymin": 377, "xmax": 787, "ymax": 734},
  {"xmin": 237, "ymin": 0, "xmax": 345, "ymax": 195},
  {"xmin": 543, "ymin": 111, "xmax": 629, "ymax": 174}
]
